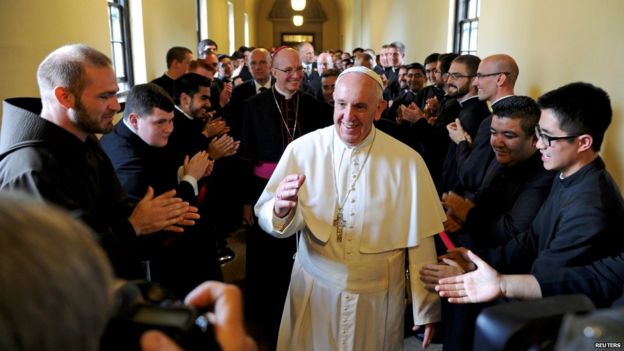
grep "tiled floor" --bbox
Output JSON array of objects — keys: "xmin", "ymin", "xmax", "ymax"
[{"xmin": 221, "ymin": 227, "xmax": 443, "ymax": 350}]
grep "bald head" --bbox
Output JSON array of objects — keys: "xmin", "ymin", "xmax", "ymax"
[
  {"xmin": 474, "ymin": 54, "xmax": 519, "ymax": 102},
  {"xmin": 272, "ymin": 48, "xmax": 303, "ymax": 95},
  {"xmin": 249, "ymin": 48, "xmax": 272, "ymax": 84},
  {"xmin": 482, "ymin": 54, "xmax": 519, "ymax": 84}
]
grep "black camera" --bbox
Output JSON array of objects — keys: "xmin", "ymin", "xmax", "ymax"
[{"xmin": 100, "ymin": 280, "xmax": 221, "ymax": 351}]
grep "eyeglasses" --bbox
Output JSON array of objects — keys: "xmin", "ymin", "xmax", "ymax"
[
  {"xmin": 534, "ymin": 125, "xmax": 581, "ymax": 147},
  {"xmin": 447, "ymin": 72, "xmax": 476, "ymax": 80},
  {"xmin": 475, "ymin": 72, "xmax": 510, "ymax": 79},
  {"xmin": 273, "ymin": 66, "xmax": 305, "ymax": 75}
]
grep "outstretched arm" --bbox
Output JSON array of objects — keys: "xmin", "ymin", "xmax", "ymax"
[{"xmin": 435, "ymin": 250, "xmax": 542, "ymax": 303}]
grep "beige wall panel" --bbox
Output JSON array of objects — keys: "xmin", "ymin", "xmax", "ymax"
[
  {"xmin": 338, "ymin": 0, "xmax": 450, "ymax": 61},
  {"xmin": 142, "ymin": 0, "xmax": 196, "ymax": 81},
  {"xmin": 207, "ymin": 0, "xmax": 229, "ymax": 52},
  {"xmin": 478, "ymin": 0, "xmax": 624, "ymax": 187},
  {"xmin": 0, "ymin": 0, "xmax": 111, "ymax": 116}
]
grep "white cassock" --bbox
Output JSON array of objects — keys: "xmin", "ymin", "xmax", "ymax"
[{"xmin": 255, "ymin": 125, "xmax": 445, "ymax": 351}]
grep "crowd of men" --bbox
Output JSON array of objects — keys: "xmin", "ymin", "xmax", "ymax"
[{"xmin": 0, "ymin": 37, "xmax": 622, "ymax": 351}]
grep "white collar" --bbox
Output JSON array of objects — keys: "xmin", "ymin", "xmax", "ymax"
[
  {"xmin": 175, "ymin": 105, "xmax": 194, "ymax": 120},
  {"xmin": 255, "ymin": 80, "xmax": 272, "ymax": 92},
  {"xmin": 273, "ymin": 84, "xmax": 296, "ymax": 100}
]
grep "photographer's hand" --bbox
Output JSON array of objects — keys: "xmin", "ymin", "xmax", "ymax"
[{"xmin": 140, "ymin": 281, "xmax": 257, "ymax": 351}]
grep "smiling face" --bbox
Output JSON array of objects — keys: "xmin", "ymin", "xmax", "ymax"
[
  {"xmin": 67, "ymin": 65, "xmax": 120, "ymax": 135},
  {"xmin": 272, "ymin": 48, "xmax": 303, "ymax": 95},
  {"xmin": 446, "ymin": 62, "xmax": 474, "ymax": 98},
  {"xmin": 536, "ymin": 108, "xmax": 584, "ymax": 177},
  {"xmin": 131, "ymin": 108, "xmax": 175, "ymax": 147},
  {"xmin": 490, "ymin": 115, "xmax": 537, "ymax": 166},
  {"xmin": 333, "ymin": 72, "xmax": 386, "ymax": 146}
]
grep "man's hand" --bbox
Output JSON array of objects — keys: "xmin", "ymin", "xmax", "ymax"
[
  {"xmin": 140, "ymin": 281, "xmax": 257, "ymax": 351},
  {"xmin": 398, "ymin": 102, "xmax": 426, "ymax": 123},
  {"xmin": 203, "ymin": 118, "xmax": 229, "ymax": 139},
  {"xmin": 129, "ymin": 187, "xmax": 198, "ymax": 235},
  {"xmin": 162, "ymin": 208, "xmax": 200, "ymax": 233},
  {"xmin": 274, "ymin": 174, "xmax": 306, "ymax": 218},
  {"xmin": 446, "ymin": 118, "xmax": 471, "ymax": 145},
  {"xmin": 443, "ymin": 209, "xmax": 463, "ymax": 233},
  {"xmin": 436, "ymin": 250, "xmax": 504, "ymax": 304},
  {"xmin": 242, "ymin": 204, "xmax": 255, "ymax": 226},
  {"xmin": 439, "ymin": 247, "xmax": 477, "ymax": 273},
  {"xmin": 424, "ymin": 96, "xmax": 440, "ymax": 117},
  {"xmin": 208, "ymin": 135, "xmax": 239, "ymax": 160},
  {"xmin": 412, "ymin": 323, "xmax": 435, "ymax": 349},
  {"xmin": 183, "ymin": 151, "xmax": 213, "ymax": 181},
  {"xmin": 419, "ymin": 260, "xmax": 465, "ymax": 292},
  {"xmin": 219, "ymin": 82, "xmax": 233, "ymax": 107},
  {"xmin": 441, "ymin": 191, "xmax": 474, "ymax": 222}
]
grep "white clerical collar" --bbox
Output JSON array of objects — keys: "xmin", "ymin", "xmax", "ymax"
[
  {"xmin": 333, "ymin": 124, "xmax": 376, "ymax": 152},
  {"xmin": 175, "ymin": 105, "xmax": 194, "ymax": 120},
  {"xmin": 255, "ymin": 80, "xmax": 272, "ymax": 93},
  {"xmin": 458, "ymin": 94, "xmax": 479, "ymax": 106},
  {"xmin": 273, "ymin": 84, "xmax": 296, "ymax": 100},
  {"xmin": 122, "ymin": 118, "xmax": 139, "ymax": 136}
]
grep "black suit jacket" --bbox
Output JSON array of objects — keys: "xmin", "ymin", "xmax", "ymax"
[
  {"xmin": 151, "ymin": 74, "xmax": 176, "ymax": 100},
  {"xmin": 100, "ymin": 121, "xmax": 194, "ymax": 204},
  {"xmin": 226, "ymin": 79, "xmax": 263, "ymax": 140},
  {"xmin": 442, "ymin": 96, "xmax": 491, "ymax": 193},
  {"xmin": 240, "ymin": 88, "xmax": 325, "ymax": 203}
]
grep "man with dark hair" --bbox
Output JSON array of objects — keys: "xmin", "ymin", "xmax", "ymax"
[
  {"xmin": 198, "ymin": 38, "xmax": 218, "ymax": 58},
  {"xmin": 0, "ymin": 44, "xmax": 195, "ymax": 279},
  {"xmin": 421, "ymin": 96, "xmax": 556, "ymax": 349},
  {"xmin": 101, "ymin": 83, "xmax": 218, "ymax": 296},
  {"xmin": 436, "ymin": 82, "xmax": 624, "ymax": 310},
  {"xmin": 383, "ymin": 41, "xmax": 407, "ymax": 99},
  {"xmin": 384, "ymin": 62, "xmax": 426, "ymax": 121},
  {"xmin": 151, "ymin": 46, "xmax": 194, "ymax": 99},
  {"xmin": 416, "ymin": 53, "xmax": 445, "ymax": 111},
  {"xmin": 438, "ymin": 96, "xmax": 555, "ymax": 248},
  {"xmin": 320, "ymin": 68, "xmax": 340, "ymax": 105},
  {"xmin": 440, "ymin": 54, "xmax": 491, "ymax": 194}
]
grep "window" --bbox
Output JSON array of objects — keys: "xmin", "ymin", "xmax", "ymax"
[
  {"xmin": 228, "ymin": 1, "xmax": 235, "ymax": 55},
  {"xmin": 244, "ymin": 13, "xmax": 250, "ymax": 47},
  {"xmin": 108, "ymin": 0, "xmax": 134, "ymax": 92},
  {"xmin": 454, "ymin": 0, "xmax": 480, "ymax": 55}
]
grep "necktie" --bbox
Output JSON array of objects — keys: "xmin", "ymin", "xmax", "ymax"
[{"xmin": 258, "ymin": 87, "xmax": 267, "ymax": 94}]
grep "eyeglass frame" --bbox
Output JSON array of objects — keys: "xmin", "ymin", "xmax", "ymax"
[
  {"xmin": 273, "ymin": 66, "xmax": 305, "ymax": 75},
  {"xmin": 534, "ymin": 125, "xmax": 581, "ymax": 147},
  {"xmin": 475, "ymin": 71, "xmax": 511, "ymax": 79},
  {"xmin": 447, "ymin": 72, "xmax": 476, "ymax": 80}
]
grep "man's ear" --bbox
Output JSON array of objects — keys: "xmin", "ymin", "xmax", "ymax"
[
  {"xmin": 53, "ymin": 86, "xmax": 75, "ymax": 109},
  {"xmin": 180, "ymin": 92, "xmax": 190, "ymax": 107},
  {"xmin": 577, "ymin": 134, "xmax": 594, "ymax": 153},
  {"xmin": 374, "ymin": 100, "xmax": 388, "ymax": 121},
  {"xmin": 128, "ymin": 113, "xmax": 140, "ymax": 130}
]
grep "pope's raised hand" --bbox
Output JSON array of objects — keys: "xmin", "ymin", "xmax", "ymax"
[{"xmin": 273, "ymin": 174, "xmax": 306, "ymax": 218}]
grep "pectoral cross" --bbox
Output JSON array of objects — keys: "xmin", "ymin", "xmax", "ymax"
[{"xmin": 333, "ymin": 208, "xmax": 346, "ymax": 242}]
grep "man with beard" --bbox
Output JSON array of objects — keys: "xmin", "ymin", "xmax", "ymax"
[
  {"xmin": 440, "ymin": 55, "xmax": 491, "ymax": 195},
  {"xmin": 0, "ymin": 44, "xmax": 197, "ymax": 279},
  {"xmin": 240, "ymin": 46, "xmax": 324, "ymax": 349}
]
